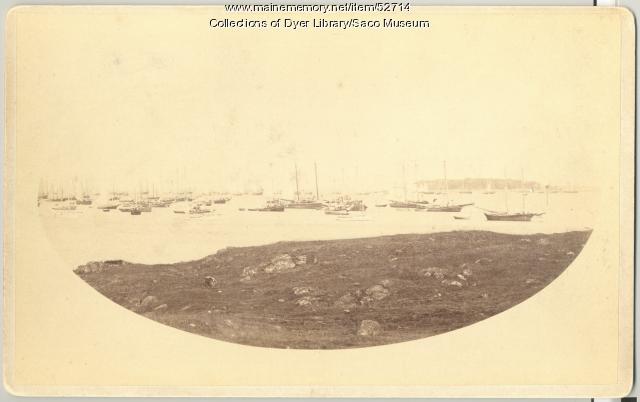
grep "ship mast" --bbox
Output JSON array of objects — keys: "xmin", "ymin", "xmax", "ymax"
[
  {"xmin": 504, "ymin": 168, "xmax": 509, "ymax": 213},
  {"xmin": 443, "ymin": 160, "xmax": 449, "ymax": 205},
  {"xmin": 402, "ymin": 163, "xmax": 407, "ymax": 202},
  {"xmin": 294, "ymin": 163, "xmax": 300, "ymax": 202},
  {"xmin": 314, "ymin": 162, "xmax": 319, "ymax": 201}
]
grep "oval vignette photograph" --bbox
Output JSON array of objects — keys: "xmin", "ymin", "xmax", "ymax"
[
  {"xmin": 6, "ymin": 5, "xmax": 634, "ymax": 397},
  {"xmin": 71, "ymin": 228, "xmax": 592, "ymax": 349}
]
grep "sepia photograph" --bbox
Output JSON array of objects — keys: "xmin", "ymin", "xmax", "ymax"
[{"xmin": 3, "ymin": 5, "xmax": 634, "ymax": 397}]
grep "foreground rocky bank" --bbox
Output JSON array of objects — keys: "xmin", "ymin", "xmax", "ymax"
[{"xmin": 75, "ymin": 230, "xmax": 591, "ymax": 349}]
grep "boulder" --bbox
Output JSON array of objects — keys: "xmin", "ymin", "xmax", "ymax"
[
  {"xmin": 295, "ymin": 296, "xmax": 319, "ymax": 307},
  {"xmin": 204, "ymin": 276, "xmax": 217, "ymax": 288},
  {"xmin": 357, "ymin": 320, "xmax": 382, "ymax": 337},
  {"xmin": 419, "ymin": 267, "xmax": 448, "ymax": 279},
  {"xmin": 442, "ymin": 279, "xmax": 463, "ymax": 287},
  {"xmin": 334, "ymin": 293, "xmax": 358, "ymax": 309},
  {"xmin": 140, "ymin": 295, "xmax": 158, "ymax": 308},
  {"xmin": 292, "ymin": 286, "xmax": 315, "ymax": 296},
  {"xmin": 264, "ymin": 254, "xmax": 297, "ymax": 273},
  {"xmin": 365, "ymin": 285, "xmax": 390, "ymax": 301},
  {"xmin": 74, "ymin": 260, "xmax": 126, "ymax": 274}
]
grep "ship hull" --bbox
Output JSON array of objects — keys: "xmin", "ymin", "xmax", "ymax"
[
  {"xmin": 427, "ymin": 203, "xmax": 474, "ymax": 213},
  {"xmin": 285, "ymin": 202, "xmax": 325, "ymax": 210},
  {"xmin": 484, "ymin": 212, "xmax": 540, "ymax": 221}
]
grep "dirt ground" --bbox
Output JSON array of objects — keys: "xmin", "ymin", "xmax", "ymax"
[{"xmin": 75, "ymin": 230, "xmax": 592, "ymax": 349}]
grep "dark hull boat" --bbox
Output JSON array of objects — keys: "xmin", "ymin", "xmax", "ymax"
[
  {"xmin": 484, "ymin": 212, "xmax": 544, "ymax": 221},
  {"xmin": 427, "ymin": 203, "xmax": 474, "ymax": 212},
  {"xmin": 248, "ymin": 205, "xmax": 285, "ymax": 212},
  {"xmin": 285, "ymin": 201, "xmax": 325, "ymax": 210},
  {"xmin": 390, "ymin": 201, "xmax": 426, "ymax": 209}
]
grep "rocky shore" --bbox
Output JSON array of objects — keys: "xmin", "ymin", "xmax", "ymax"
[{"xmin": 75, "ymin": 230, "xmax": 591, "ymax": 349}]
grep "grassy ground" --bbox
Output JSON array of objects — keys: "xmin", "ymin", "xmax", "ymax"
[{"xmin": 75, "ymin": 230, "xmax": 591, "ymax": 349}]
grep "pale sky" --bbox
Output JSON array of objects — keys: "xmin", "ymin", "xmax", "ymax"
[{"xmin": 17, "ymin": 7, "xmax": 621, "ymax": 195}]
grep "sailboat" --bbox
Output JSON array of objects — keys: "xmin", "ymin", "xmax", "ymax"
[
  {"xmin": 483, "ymin": 180, "xmax": 495, "ymax": 195},
  {"xmin": 391, "ymin": 163, "xmax": 427, "ymax": 209},
  {"xmin": 459, "ymin": 178, "xmax": 472, "ymax": 194},
  {"xmin": 284, "ymin": 163, "xmax": 325, "ymax": 209},
  {"xmin": 426, "ymin": 161, "xmax": 474, "ymax": 212},
  {"xmin": 483, "ymin": 170, "xmax": 544, "ymax": 221}
]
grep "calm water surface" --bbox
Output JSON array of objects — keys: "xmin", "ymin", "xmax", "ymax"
[{"xmin": 39, "ymin": 193, "xmax": 596, "ymax": 267}]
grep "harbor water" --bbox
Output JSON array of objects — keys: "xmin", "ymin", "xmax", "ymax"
[{"xmin": 39, "ymin": 192, "xmax": 597, "ymax": 267}]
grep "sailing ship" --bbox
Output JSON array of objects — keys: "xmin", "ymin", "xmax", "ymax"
[
  {"xmin": 76, "ymin": 195, "xmax": 93, "ymax": 205},
  {"xmin": 484, "ymin": 211, "xmax": 543, "ymax": 221},
  {"xmin": 426, "ymin": 161, "xmax": 474, "ymax": 212},
  {"xmin": 52, "ymin": 201, "xmax": 77, "ymax": 211},
  {"xmin": 391, "ymin": 163, "xmax": 427, "ymax": 209},
  {"xmin": 189, "ymin": 204, "xmax": 212, "ymax": 214},
  {"xmin": 427, "ymin": 203, "xmax": 474, "ymax": 212},
  {"xmin": 458, "ymin": 178, "xmax": 472, "ymax": 194},
  {"xmin": 482, "ymin": 180, "xmax": 495, "ymax": 195},
  {"xmin": 284, "ymin": 163, "xmax": 326, "ymax": 209},
  {"xmin": 483, "ymin": 169, "xmax": 544, "ymax": 222},
  {"xmin": 248, "ymin": 200, "xmax": 285, "ymax": 212}
]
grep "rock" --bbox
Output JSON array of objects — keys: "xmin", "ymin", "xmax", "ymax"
[
  {"xmin": 154, "ymin": 303, "xmax": 168, "ymax": 310},
  {"xmin": 242, "ymin": 266, "xmax": 258, "ymax": 277},
  {"xmin": 462, "ymin": 268, "xmax": 473, "ymax": 276},
  {"xmin": 204, "ymin": 276, "xmax": 217, "ymax": 288},
  {"xmin": 525, "ymin": 278, "xmax": 539, "ymax": 284},
  {"xmin": 419, "ymin": 267, "xmax": 448, "ymax": 279},
  {"xmin": 566, "ymin": 251, "xmax": 575, "ymax": 256},
  {"xmin": 456, "ymin": 274, "xmax": 467, "ymax": 281},
  {"xmin": 365, "ymin": 285, "xmax": 390, "ymax": 300},
  {"xmin": 357, "ymin": 320, "xmax": 382, "ymax": 337},
  {"xmin": 520, "ymin": 238, "xmax": 532, "ymax": 242},
  {"xmin": 74, "ymin": 260, "xmax": 127, "ymax": 274},
  {"xmin": 474, "ymin": 258, "xmax": 492, "ymax": 265},
  {"xmin": 264, "ymin": 254, "xmax": 297, "ymax": 273},
  {"xmin": 481, "ymin": 293, "xmax": 489, "ymax": 298},
  {"xmin": 442, "ymin": 279, "xmax": 463, "ymax": 287},
  {"xmin": 380, "ymin": 279, "xmax": 392, "ymax": 287},
  {"xmin": 278, "ymin": 298, "xmax": 285, "ymax": 302},
  {"xmin": 295, "ymin": 296, "xmax": 319, "ymax": 307},
  {"xmin": 140, "ymin": 295, "xmax": 158, "ymax": 308},
  {"xmin": 537, "ymin": 238, "xmax": 550, "ymax": 245},
  {"xmin": 334, "ymin": 293, "xmax": 358, "ymax": 309},
  {"xmin": 296, "ymin": 255, "xmax": 307, "ymax": 265},
  {"xmin": 292, "ymin": 286, "xmax": 315, "ymax": 296}
]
